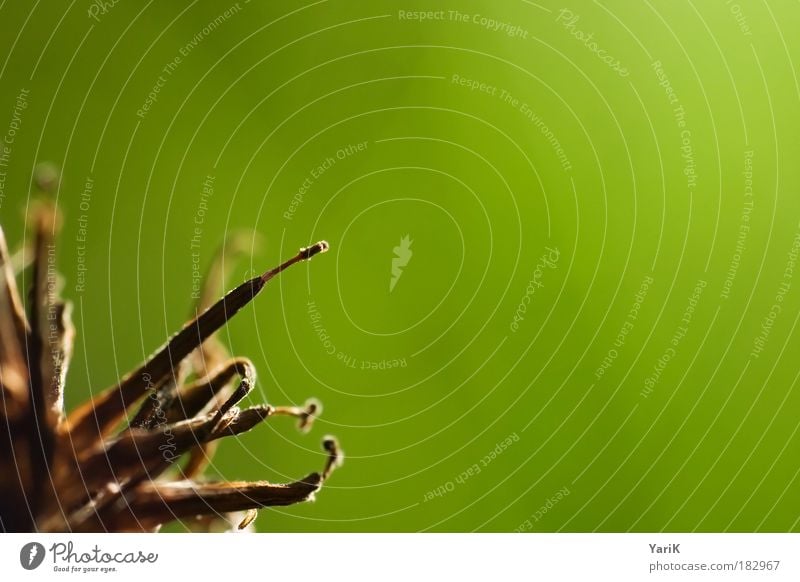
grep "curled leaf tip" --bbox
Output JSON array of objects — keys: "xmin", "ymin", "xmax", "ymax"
[
  {"xmin": 299, "ymin": 398, "xmax": 321, "ymax": 432},
  {"xmin": 272, "ymin": 398, "xmax": 322, "ymax": 433},
  {"xmin": 322, "ymin": 435, "xmax": 343, "ymax": 481}
]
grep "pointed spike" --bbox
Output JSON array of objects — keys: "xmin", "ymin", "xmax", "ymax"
[
  {"xmin": 43, "ymin": 301, "xmax": 73, "ymax": 425},
  {"xmin": 166, "ymin": 358, "xmax": 251, "ymax": 423},
  {"xmin": 180, "ymin": 359, "xmax": 255, "ymax": 478},
  {"xmin": 208, "ymin": 405, "xmax": 273, "ymax": 439},
  {"xmin": 188, "ymin": 233, "xmax": 258, "ymax": 377},
  {"xmin": 25, "ymin": 204, "xmax": 61, "ymax": 516},
  {"xmin": 101, "ymin": 474, "xmax": 323, "ymax": 531},
  {"xmin": 64, "ymin": 275, "xmax": 263, "ymax": 448},
  {"xmin": 75, "ymin": 369, "xmax": 257, "ymax": 501},
  {"xmin": 209, "ymin": 365, "xmax": 255, "ymax": 430},
  {"xmin": 64, "ymin": 242, "xmax": 329, "ymax": 449},
  {"xmin": 197, "ymin": 231, "xmax": 261, "ymax": 312}
]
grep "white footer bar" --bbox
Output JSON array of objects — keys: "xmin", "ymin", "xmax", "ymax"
[{"xmin": 1, "ymin": 533, "xmax": 798, "ymax": 581}]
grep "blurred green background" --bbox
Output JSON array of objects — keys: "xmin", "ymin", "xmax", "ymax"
[{"xmin": 2, "ymin": 0, "xmax": 800, "ymax": 532}]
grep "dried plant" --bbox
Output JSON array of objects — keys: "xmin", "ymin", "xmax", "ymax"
[{"xmin": 0, "ymin": 201, "xmax": 341, "ymax": 532}]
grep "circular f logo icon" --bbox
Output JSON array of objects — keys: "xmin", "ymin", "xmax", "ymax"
[{"xmin": 20, "ymin": 542, "xmax": 45, "ymax": 570}]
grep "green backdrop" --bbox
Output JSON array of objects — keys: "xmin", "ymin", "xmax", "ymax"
[{"xmin": 2, "ymin": 0, "xmax": 800, "ymax": 532}]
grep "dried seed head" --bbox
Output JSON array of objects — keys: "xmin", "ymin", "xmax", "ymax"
[{"xmin": 0, "ymin": 195, "xmax": 342, "ymax": 532}]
